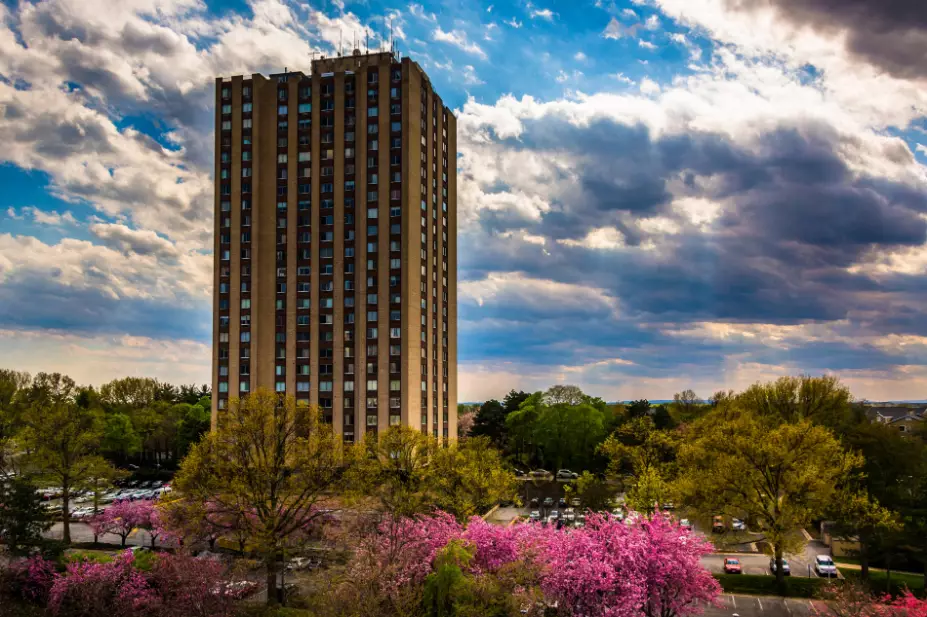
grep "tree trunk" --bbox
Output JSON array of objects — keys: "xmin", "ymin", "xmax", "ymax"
[
  {"xmin": 61, "ymin": 481, "xmax": 71, "ymax": 545},
  {"xmin": 859, "ymin": 535, "xmax": 870, "ymax": 580},
  {"xmin": 774, "ymin": 545, "xmax": 785, "ymax": 592},
  {"xmin": 265, "ymin": 554, "xmax": 280, "ymax": 606},
  {"xmin": 121, "ymin": 534, "xmax": 128, "ymax": 548}
]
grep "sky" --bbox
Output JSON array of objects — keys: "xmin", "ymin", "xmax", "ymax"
[{"xmin": 0, "ymin": 0, "xmax": 926, "ymax": 402}]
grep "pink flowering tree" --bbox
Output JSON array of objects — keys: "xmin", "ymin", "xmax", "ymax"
[
  {"xmin": 147, "ymin": 552, "xmax": 246, "ymax": 617},
  {"xmin": 461, "ymin": 516, "xmax": 525, "ymax": 572},
  {"xmin": 93, "ymin": 500, "xmax": 153, "ymax": 547},
  {"xmin": 47, "ymin": 551, "xmax": 156, "ymax": 617},
  {"xmin": 537, "ymin": 512, "xmax": 648, "ymax": 617},
  {"xmin": 0, "ymin": 555, "xmax": 56, "ymax": 605},
  {"xmin": 535, "ymin": 512, "xmax": 720, "ymax": 617},
  {"xmin": 139, "ymin": 504, "xmax": 173, "ymax": 549},
  {"xmin": 635, "ymin": 514, "xmax": 721, "ymax": 617}
]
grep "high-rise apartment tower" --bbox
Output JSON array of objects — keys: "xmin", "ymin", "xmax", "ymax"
[{"xmin": 212, "ymin": 51, "xmax": 457, "ymax": 441}]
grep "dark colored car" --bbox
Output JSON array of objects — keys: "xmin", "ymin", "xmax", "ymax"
[
  {"xmin": 769, "ymin": 558, "xmax": 790, "ymax": 576},
  {"xmin": 542, "ymin": 497, "xmax": 554, "ymax": 507}
]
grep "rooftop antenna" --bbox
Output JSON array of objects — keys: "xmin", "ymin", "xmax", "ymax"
[
  {"xmin": 366, "ymin": 29, "xmax": 369, "ymax": 53},
  {"xmin": 340, "ymin": 30, "xmax": 343, "ymax": 56},
  {"xmin": 389, "ymin": 19, "xmax": 393, "ymax": 54}
]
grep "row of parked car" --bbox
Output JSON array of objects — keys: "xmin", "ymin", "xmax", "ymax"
[
  {"xmin": 722, "ymin": 555, "xmax": 838, "ymax": 577},
  {"xmin": 515, "ymin": 469, "xmax": 581, "ymax": 480}
]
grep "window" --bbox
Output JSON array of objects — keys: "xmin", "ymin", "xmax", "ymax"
[
  {"xmin": 278, "ymin": 105, "xmax": 288, "ymax": 115},
  {"xmin": 367, "ymin": 380, "xmax": 378, "ymax": 391},
  {"xmin": 367, "ymin": 293, "xmax": 377, "ymax": 304},
  {"xmin": 242, "ymin": 118, "xmax": 252, "ymax": 129},
  {"xmin": 298, "ymin": 103, "xmax": 311, "ymax": 113}
]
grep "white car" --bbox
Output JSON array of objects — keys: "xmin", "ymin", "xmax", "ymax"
[
  {"xmin": 563, "ymin": 508, "xmax": 576, "ymax": 522},
  {"xmin": 815, "ymin": 555, "xmax": 838, "ymax": 578},
  {"xmin": 529, "ymin": 510, "xmax": 541, "ymax": 521},
  {"xmin": 732, "ymin": 518, "xmax": 745, "ymax": 531},
  {"xmin": 680, "ymin": 518, "xmax": 692, "ymax": 529},
  {"xmin": 611, "ymin": 508, "xmax": 624, "ymax": 521}
]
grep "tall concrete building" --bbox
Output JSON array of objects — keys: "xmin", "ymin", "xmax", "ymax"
[{"xmin": 212, "ymin": 51, "xmax": 457, "ymax": 442}]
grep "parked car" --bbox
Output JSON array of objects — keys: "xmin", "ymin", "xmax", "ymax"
[
  {"xmin": 513, "ymin": 469, "xmax": 526, "ymax": 477},
  {"xmin": 558, "ymin": 497, "xmax": 567, "ymax": 508},
  {"xmin": 546, "ymin": 515, "xmax": 558, "ymax": 526},
  {"xmin": 563, "ymin": 508, "xmax": 576, "ymax": 522},
  {"xmin": 529, "ymin": 511, "xmax": 541, "ymax": 521},
  {"xmin": 723, "ymin": 558, "xmax": 742, "ymax": 574},
  {"xmin": 680, "ymin": 518, "xmax": 692, "ymax": 529},
  {"xmin": 542, "ymin": 497, "xmax": 554, "ymax": 507},
  {"xmin": 712, "ymin": 516, "xmax": 726, "ymax": 533},
  {"xmin": 287, "ymin": 557, "xmax": 311, "ymax": 571},
  {"xmin": 661, "ymin": 502, "xmax": 675, "ymax": 510},
  {"xmin": 529, "ymin": 497, "xmax": 539, "ymax": 507},
  {"xmin": 732, "ymin": 518, "xmax": 745, "ymax": 531},
  {"xmin": 530, "ymin": 469, "xmax": 550, "ymax": 478},
  {"xmin": 556, "ymin": 469, "xmax": 578, "ymax": 480},
  {"xmin": 611, "ymin": 508, "xmax": 625, "ymax": 521},
  {"xmin": 815, "ymin": 555, "xmax": 838, "ymax": 578},
  {"xmin": 769, "ymin": 558, "xmax": 790, "ymax": 576},
  {"xmin": 570, "ymin": 498, "xmax": 581, "ymax": 507},
  {"xmin": 549, "ymin": 510, "xmax": 560, "ymax": 520}
]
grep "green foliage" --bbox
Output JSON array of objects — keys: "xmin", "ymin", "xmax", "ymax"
[
  {"xmin": 101, "ymin": 413, "xmax": 142, "ymax": 459},
  {"xmin": 64, "ymin": 550, "xmax": 114, "ymax": 565},
  {"xmin": 0, "ymin": 475, "xmax": 52, "ymax": 554},
  {"xmin": 505, "ymin": 387, "xmax": 608, "ymax": 472},
  {"xmin": 423, "ymin": 541, "xmax": 474, "ymax": 617},
  {"xmin": 347, "ymin": 429, "xmax": 519, "ymax": 521},
  {"xmin": 567, "ymin": 472, "xmax": 613, "ymax": 511},
  {"xmin": 677, "ymin": 408, "xmax": 863, "ymax": 583},
  {"xmin": 625, "ymin": 465, "xmax": 669, "ymax": 514},
  {"xmin": 17, "ymin": 400, "xmax": 106, "ymax": 545}
]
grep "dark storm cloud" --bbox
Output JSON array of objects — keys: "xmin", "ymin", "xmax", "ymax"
[
  {"xmin": 0, "ymin": 276, "xmax": 209, "ymax": 341},
  {"xmin": 725, "ymin": 0, "xmax": 927, "ymax": 80},
  {"xmin": 465, "ymin": 115, "xmax": 927, "ymax": 333}
]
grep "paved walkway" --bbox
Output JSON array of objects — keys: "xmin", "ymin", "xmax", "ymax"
[{"xmin": 704, "ymin": 595, "xmax": 824, "ymax": 617}]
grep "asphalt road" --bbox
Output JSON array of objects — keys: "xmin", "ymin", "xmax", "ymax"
[
  {"xmin": 704, "ymin": 595, "xmax": 824, "ymax": 617},
  {"xmin": 44, "ymin": 522, "xmax": 161, "ymax": 548}
]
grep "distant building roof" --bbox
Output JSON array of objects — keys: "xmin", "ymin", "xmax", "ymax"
[{"xmin": 866, "ymin": 405, "xmax": 927, "ymax": 424}]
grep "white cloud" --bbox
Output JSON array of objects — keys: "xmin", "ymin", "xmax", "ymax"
[
  {"xmin": 613, "ymin": 72, "xmax": 635, "ymax": 85},
  {"xmin": 603, "ymin": 17, "xmax": 636, "ymax": 39},
  {"xmin": 408, "ymin": 3, "xmax": 437, "ymax": 22},
  {"xmin": 504, "ymin": 18, "xmax": 523, "ymax": 28},
  {"xmin": 574, "ymin": 51, "xmax": 587, "ymax": 61},
  {"xmin": 530, "ymin": 8, "xmax": 556, "ymax": 21},
  {"xmin": 7, "ymin": 207, "xmax": 77, "ymax": 227},
  {"xmin": 0, "ymin": 329, "xmax": 211, "ymax": 388},
  {"xmin": 432, "ymin": 28, "xmax": 488, "ymax": 59},
  {"xmin": 461, "ymin": 65, "xmax": 484, "ymax": 85},
  {"xmin": 559, "ymin": 227, "xmax": 626, "ymax": 250},
  {"xmin": 639, "ymin": 76, "xmax": 660, "ymax": 94},
  {"xmin": 644, "ymin": 14, "xmax": 660, "ymax": 29},
  {"xmin": 622, "ymin": 8, "xmax": 638, "ymax": 18},
  {"xmin": 639, "ymin": 40, "xmax": 657, "ymax": 50},
  {"xmin": 460, "ymin": 272, "xmax": 618, "ymax": 314}
]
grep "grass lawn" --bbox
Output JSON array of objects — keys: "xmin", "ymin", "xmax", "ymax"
[
  {"xmin": 840, "ymin": 569, "xmax": 925, "ymax": 596},
  {"xmin": 713, "ymin": 574, "xmax": 825, "ymax": 598}
]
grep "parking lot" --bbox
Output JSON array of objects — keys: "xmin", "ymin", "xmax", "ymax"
[{"xmin": 703, "ymin": 595, "xmax": 824, "ymax": 617}]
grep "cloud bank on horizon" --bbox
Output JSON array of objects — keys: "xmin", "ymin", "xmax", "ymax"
[{"xmin": 0, "ymin": 0, "xmax": 926, "ymax": 402}]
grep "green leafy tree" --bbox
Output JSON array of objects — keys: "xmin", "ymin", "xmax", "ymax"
[
  {"xmin": 469, "ymin": 399, "xmax": 506, "ymax": 448},
  {"xmin": 626, "ymin": 465, "xmax": 669, "ymax": 514},
  {"xmin": 0, "ymin": 475, "xmax": 51, "ymax": 554},
  {"xmin": 828, "ymin": 488, "xmax": 900, "ymax": 580},
  {"xmin": 567, "ymin": 471, "xmax": 613, "ymax": 512},
  {"xmin": 669, "ymin": 390, "xmax": 703, "ymax": 424},
  {"xmin": 174, "ymin": 389, "xmax": 351, "ymax": 606},
  {"xmin": 174, "ymin": 403, "xmax": 211, "ymax": 458},
  {"xmin": 430, "ymin": 436, "xmax": 519, "ymax": 520},
  {"xmin": 677, "ymin": 411, "xmax": 862, "ymax": 587},
  {"xmin": 100, "ymin": 413, "xmax": 142, "ymax": 462},
  {"xmin": 736, "ymin": 375, "xmax": 859, "ymax": 431},
  {"xmin": 18, "ymin": 399, "xmax": 105, "ymax": 544},
  {"xmin": 423, "ymin": 541, "xmax": 474, "ymax": 617},
  {"xmin": 627, "ymin": 399, "xmax": 651, "ymax": 419}
]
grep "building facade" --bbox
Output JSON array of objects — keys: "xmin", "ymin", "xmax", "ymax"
[{"xmin": 212, "ymin": 51, "xmax": 457, "ymax": 442}]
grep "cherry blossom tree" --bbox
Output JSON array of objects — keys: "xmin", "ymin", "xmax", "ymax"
[
  {"xmin": 147, "ymin": 552, "xmax": 244, "ymax": 617},
  {"xmin": 92, "ymin": 500, "xmax": 152, "ymax": 547},
  {"xmin": 47, "ymin": 551, "xmax": 156, "ymax": 617}
]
